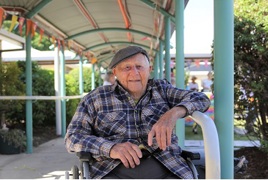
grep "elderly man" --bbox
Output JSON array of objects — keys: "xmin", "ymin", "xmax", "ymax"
[{"xmin": 65, "ymin": 46, "xmax": 210, "ymax": 179}]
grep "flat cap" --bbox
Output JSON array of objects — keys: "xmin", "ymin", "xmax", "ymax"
[{"xmin": 109, "ymin": 46, "xmax": 149, "ymax": 69}]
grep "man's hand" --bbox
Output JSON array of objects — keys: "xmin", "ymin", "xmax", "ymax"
[
  {"xmin": 110, "ymin": 142, "xmax": 142, "ymax": 168},
  {"xmin": 148, "ymin": 106, "xmax": 187, "ymax": 150}
]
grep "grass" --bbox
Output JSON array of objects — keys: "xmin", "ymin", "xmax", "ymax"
[{"xmin": 185, "ymin": 125, "xmax": 203, "ymax": 140}]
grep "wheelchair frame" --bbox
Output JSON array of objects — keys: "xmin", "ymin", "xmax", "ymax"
[{"xmin": 65, "ymin": 111, "xmax": 221, "ymax": 179}]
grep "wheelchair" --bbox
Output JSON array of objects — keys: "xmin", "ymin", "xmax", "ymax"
[{"xmin": 65, "ymin": 111, "xmax": 221, "ymax": 179}]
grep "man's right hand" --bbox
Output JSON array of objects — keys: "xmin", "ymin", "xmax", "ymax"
[{"xmin": 109, "ymin": 142, "xmax": 142, "ymax": 168}]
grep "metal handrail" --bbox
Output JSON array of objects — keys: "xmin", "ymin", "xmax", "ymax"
[{"xmin": 0, "ymin": 95, "xmax": 85, "ymax": 100}]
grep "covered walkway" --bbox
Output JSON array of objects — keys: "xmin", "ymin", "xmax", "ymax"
[{"xmin": 0, "ymin": 0, "xmax": 234, "ymax": 178}]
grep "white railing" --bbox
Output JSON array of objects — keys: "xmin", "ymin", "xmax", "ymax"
[{"xmin": 0, "ymin": 95, "xmax": 85, "ymax": 100}]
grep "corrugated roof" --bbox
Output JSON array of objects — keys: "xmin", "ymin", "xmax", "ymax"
[{"xmin": 0, "ymin": 0, "xmax": 189, "ymax": 69}]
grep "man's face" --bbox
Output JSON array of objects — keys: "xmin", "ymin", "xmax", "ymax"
[{"xmin": 112, "ymin": 53, "xmax": 152, "ymax": 98}]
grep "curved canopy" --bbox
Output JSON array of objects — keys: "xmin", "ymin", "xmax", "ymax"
[{"xmin": 1, "ymin": 0, "xmax": 189, "ymax": 69}]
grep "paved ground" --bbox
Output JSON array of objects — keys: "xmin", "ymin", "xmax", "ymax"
[
  {"xmin": 0, "ymin": 138, "xmax": 260, "ymax": 179},
  {"xmin": 0, "ymin": 138, "xmax": 79, "ymax": 179}
]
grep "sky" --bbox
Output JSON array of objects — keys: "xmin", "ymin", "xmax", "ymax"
[{"xmin": 171, "ymin": 0, "xmax": 214, "ymax": 54}]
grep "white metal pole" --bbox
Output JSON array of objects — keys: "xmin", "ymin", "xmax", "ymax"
[{"xmin": 54, "ymin": 47, "xmax": 61, "ymax": 135}]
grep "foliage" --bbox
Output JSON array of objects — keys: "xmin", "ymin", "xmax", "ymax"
[
  {"xmin": 260, "ymin": 139, "xmax": 268, "ymax": 154},
  {"xmin": 0, "ymin": 129, "xmax": 26, "ymax": 152},
  {"xmin": 210, "ymin": 0, "xmax": 268, "ymax": 149},
  {"xmin": 170, "ymin": 68, "xmax": 190, "ymax": 87},
  {"xmin": 1, "ymin": 21, "xmax": 54, "ymax": 127},
  {"xmin": 0, "ymin": 61, "xmax": 25, "ymax": 96},
  {"xmin": 3, "ymin": 61, "xmax": 55, "ymax": 127},
  {"xmin": 2, "ymin": 21, "xmax": 52, "ymax": 50},
  {"xmin": 14, "ymin": 61, "xmax": 56, "ymax": 126},
  {"xmin": 232, "ymin": 0, "xmax": 268, "ymax": 145},
  {"xmin": 65, "ymin": 66, "xmax": 101, "ymax": 123},
  {"xmin": 2, "ymin": 59, "xmax": 102, "ymax": 128},
  {"xmin": 65, "ymin": 68, "xmax": 80, "ymax": 124},
  {"xmin": 0, "ymin": 61, "xmax": 25, "ymax": 128},
  {"xmin": 184, "ymin": 71, "xmax": 190, "ymax": 87},
  {"xmin": 234, "ymin": 0, "xmax": 268, "ymax": 32}
]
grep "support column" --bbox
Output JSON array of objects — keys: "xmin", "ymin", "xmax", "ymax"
[
  {"xmin": 98, "ymin": 64, "xmax": 102, "ymax": 86},
  {"xmin": 164, "ymin": 16, "xmax": 171, "ymax": 82},
  {"xmin": 159, "ymin": 42, "xmax": 164, "ymax": 79},
  {"xmin": 153, "ymin": 53, "xmax": 159, "ymax": 79},
  {"xmin": 175, "ymin": 0, "xmax": 185, "ymax": 148},
  {"xmin": 91, "ymin": 64, "xmax": 95, "ymax": 90},
  {"xmin": 25, "ymin": 29, "xmax": 33, "ymax": 154},
  {"xmin": 59, "ymin": 45, "xmax": 66, "ymax": 137},
  {"xmin": 214, "ymin": 0, "xmax": 234, "ymax": 178},
  {"xmin": 79, "ymin": 55, "xmax": 84, "ymax": 95},
  {"xmin": 54, "ymin": 47, "xmax": 61, "ymax": 135}
]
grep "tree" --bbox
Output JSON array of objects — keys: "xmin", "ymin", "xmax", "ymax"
[
  {"xmin": 65, "ymin": 66, "xmax": 101, "ymax": 124},
  {"xmin": 233, "ymin": 0, "xmax": 268, "ymax": 145},
  {"xmin": 235, "ymin": 0, "xmax": 268, "ymax": 32},
  {"xmin": 0, "ymin": 60, "xmax": 25, "ymax": 128},
  {"xmin": 15, "ymin": 61, "xmax": 56, "ymax": 127}
]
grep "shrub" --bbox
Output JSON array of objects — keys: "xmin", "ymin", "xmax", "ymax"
[{"xmin": 0, "ymin": 129, "xmax": 27, "ymax": 152}]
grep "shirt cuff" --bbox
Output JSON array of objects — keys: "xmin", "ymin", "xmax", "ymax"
[
  {"xmin": 176, "ymin": 103, "xmax": 194, "ymax": 118},
  {"xmin": 99, "ymin": 141, "xmax": 116, "ymax": 158}
]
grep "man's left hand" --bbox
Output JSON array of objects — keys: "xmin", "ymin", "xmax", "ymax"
[{"xmin": 147, "ymin": 106, "xmax": 187, "ymax": 150}]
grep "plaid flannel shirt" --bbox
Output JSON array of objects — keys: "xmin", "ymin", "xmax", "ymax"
[{"xmin": 65, "ymin": 79, "xmax": 210, "ymax": 179}]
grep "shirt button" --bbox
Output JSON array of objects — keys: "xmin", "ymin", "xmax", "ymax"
[{"xmin": 110, "ymin": 165, "xmax": 115, "ymax": 169}]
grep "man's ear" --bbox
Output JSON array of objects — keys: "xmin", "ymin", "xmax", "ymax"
[{"xmin": 112, "ymin": 68, "xmax": 116, "ymax": 76}]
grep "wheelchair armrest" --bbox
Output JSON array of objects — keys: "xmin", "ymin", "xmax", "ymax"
[
  {"xmin": 189, "ymin": 111, "xmax": 221, "ymax": 179},
  {"xmin": 181, "ymin": 150, "xmax": 200, "ymax": 160},
  {"xmin": 76, "ymin": 152, "xmax": 93, "ymax": 162}
]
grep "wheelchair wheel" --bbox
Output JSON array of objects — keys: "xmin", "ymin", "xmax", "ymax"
[
  {"xmin": 71, "ymin": 165, "xmax": 80, "ymax": 179},
  {"xmin": 82, "ymin": 161, "xmax": 90, "ymax": 179},
  {"xmin": 65, "ymin": 171, "xmax": 70, "ymax": 179},
  {"xmin": 195, "ymin": 165, "xmax": 205, "ymax": 179},
  {"xmin": 186, "ymin": 159, "xmax": 199, "ymax": 179}
]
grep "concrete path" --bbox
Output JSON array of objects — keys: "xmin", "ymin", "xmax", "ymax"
[
  {"xmin": 0, "ymin": 138, "xmax": 260, "ymax": 179},
  {"xmin": 0, "ymin": 138, "xmax": 79, "ymax": 179}
]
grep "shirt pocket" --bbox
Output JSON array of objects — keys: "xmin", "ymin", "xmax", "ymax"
[
  {"xmin": 142, "ymin": 102, "xmax": 170, "ymax": 126},
  {"xmin": 95, "ymin": 111, "xmax": 127, "ymax": 138}
]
